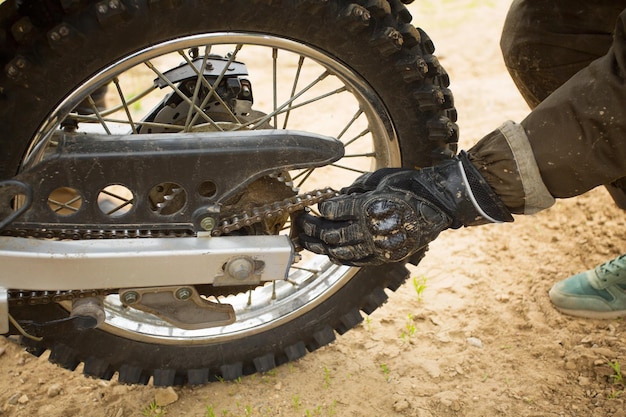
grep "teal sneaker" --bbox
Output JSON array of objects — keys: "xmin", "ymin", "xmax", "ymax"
[{"xmin": 549, "ymin": 254, "xmax": 626, "ymax": 319}]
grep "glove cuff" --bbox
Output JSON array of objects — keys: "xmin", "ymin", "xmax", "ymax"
[{"xmin": 456, "ymin": 151, "xmax": 514, "ymax": 226}]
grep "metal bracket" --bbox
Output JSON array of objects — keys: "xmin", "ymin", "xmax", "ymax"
[{"xmin": 119, "ymin": 286, "xmax": 235, "ymax": 329}]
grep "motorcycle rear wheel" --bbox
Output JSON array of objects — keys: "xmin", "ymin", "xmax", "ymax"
[{"xmin": 0, "ymin": 0, "xmax": 457, "ymax": 385}]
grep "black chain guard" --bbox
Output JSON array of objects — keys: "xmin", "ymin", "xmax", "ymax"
[{"xmin": 3, "ymin": 130, "xmax": 343, "ymax": 232}]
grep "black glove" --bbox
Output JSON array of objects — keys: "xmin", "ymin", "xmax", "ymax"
[{"xmin": 297, "ymin": 151, "xmax": 513, "ymax": 266}]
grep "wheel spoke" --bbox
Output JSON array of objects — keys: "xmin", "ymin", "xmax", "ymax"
[
  {"xmin": 87, "ymin": 95, "xmax": 112, "ymax": 135},
  {"xmin": 294, "ymin": 168, "xmax": 315, "ymax": 189},
  {"xmin": 112, "ymin": 77, "xmax": 138, "ymax": 134},
  {"xmin": 100, "ymin": 189, "xmax": 134, "ymax": 216},
  {"xmin": 105, "ymin": 199, "xmax": 133, "ymax": 216},
  {"xmin": 290, "ymin": 265, "xmax": 322, "ymax": 274},
  {"xmin": 271, "ymin": 86, "xmax": 348, "ymax": 117},
  {"xmin": 337, "ymin": 108, "xmax": 364, "ymax": 140},
  {"xmin": 181, "ymin": 48, "xmax": 212, "ymax": 131},
  {"xmin": 98, "ymin": 85, "xmax": 158, "ymax": 118},
  {"xmin": 282, "ymin": 55, "xmax": 305, "ymax": 129},
  {"xmin": 291, "ymin": 168, "xmax": 312, "ymax": 181},
  {"xmin": 328, "ymin": 163, "xmax": 368, "ymax": 174},
  {"xmin": 342, "ymin": 152, "xmax": 376, "ymax": 158},
  {"xmin": 49, "ymin": 195, "xmax": 81, "ymax": 213},
  {"xmin": 343, "ymin": 128, "xmax": 371, "ymax": 147},
  {"xmin": 272, "ymin": 48, "xmax": 278, "ymax": 129}
]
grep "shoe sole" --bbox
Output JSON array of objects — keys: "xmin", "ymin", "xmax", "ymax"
[{"xmin": 553, "ymin": 306, "xmax": 626, "ymax": 320}]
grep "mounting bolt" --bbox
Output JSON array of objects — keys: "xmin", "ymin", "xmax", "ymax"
[
  {"xmin": 200, "ymin": 217, "xmax": 216, "ymax": 232},
  {"xmin": 122, "ymin": 291, "xmax": 139, "ymax": 305},
  {"xmin": 175, "ymin": 287, "xmax": 192, "ymax": 301}
]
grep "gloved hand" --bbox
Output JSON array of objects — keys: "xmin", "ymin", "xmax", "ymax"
[{"xmin": 297, "ymin": 151, "xmax": 513, "ymax": 266}]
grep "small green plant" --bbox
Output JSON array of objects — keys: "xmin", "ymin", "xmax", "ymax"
[
  {"xmin": 609, "ymin": 360, "xmax": 624, "ymax": 385},
  {"xmin": 327, "ymin": 400, "xmax": 338, "ymax": 416},
  {"xmin": 323, "ymin": 366, "xmax": 332, "ymax": 388},
  {"xmin": 380, "ymin": 363, "xmax": 391, "ymax": 382},
  {"xmin": 400, "ymin": 313, "xmax": 417, "ymax": 341},
  {"xmin": 412, "ymin": 276, "xmax": 427, "ymax": 301},
  {"xmin": 363, "ymin": 315, "xmax": 372, "ymax": 331},
  {"xmin": 142, "ymin": 401, "xmax": 167, "ymax": 417},
  {"xmin": 292, "ymin": 395, "xmax": 301, "ymax": 410},
  {"xmin": 608, "ymin": 388, "xmax": 624, "ymax": 400},
  {"xmin": 204, "ymin": 405, "xmax": 217, "ymax": 417}
]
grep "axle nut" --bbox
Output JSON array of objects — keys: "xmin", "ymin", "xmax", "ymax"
[{"xmin": 227, "ymin": 257, "xmax": 255, "ymax": 280}]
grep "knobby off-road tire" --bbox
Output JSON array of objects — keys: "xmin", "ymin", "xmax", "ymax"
[{"xmin": 0, "ymin": 0, "xmax": 457, "ymax": 385}]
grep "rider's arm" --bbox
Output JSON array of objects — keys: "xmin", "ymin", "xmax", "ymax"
[{"xmin": 297, "ymin": 8, "xmax": 626, "ymax": 266}]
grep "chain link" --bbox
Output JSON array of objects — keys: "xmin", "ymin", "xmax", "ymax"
[
  {"xmin": 210, "ymin": 187, "xmax": 337, "ymax": 236},
  {"xmin": 5, "ymin": 187, "xmax": 338, "ymax": 306}
]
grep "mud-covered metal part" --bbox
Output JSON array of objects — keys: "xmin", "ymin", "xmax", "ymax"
[
  {"xmin": 0, "ymin": 180, "xmax": 33, "ymax": 230},
  {"xmin": 119, "ymin": 286, "xmax": 235, "ymax": 330},
  {"xmin": 71, "ymin": 297, "xmax": 105, "ymax": 328},
  {"xmin": 8, "ymin": 130, "xmax": 343, "ymax": 233}
]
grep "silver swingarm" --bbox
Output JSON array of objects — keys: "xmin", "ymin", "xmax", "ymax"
[{"xmin": 0, "ymin": 234, "xmax": 294, "ymax": 333}]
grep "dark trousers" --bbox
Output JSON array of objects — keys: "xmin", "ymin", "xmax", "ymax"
[
  {"xmin": 501, "ymin": 0, "xmax": 625, "ymax": 108},
  {"xmin": 471, "ymin": 1, "xmax": 626, "ymax": 207}
]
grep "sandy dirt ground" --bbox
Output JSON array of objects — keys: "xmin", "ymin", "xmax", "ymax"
[{"xmin": 2, "ymin": 1, "xmax": 626, "ymax": 416}]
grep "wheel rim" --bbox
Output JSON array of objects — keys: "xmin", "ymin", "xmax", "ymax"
[{"xmin": 23, "ymin": 33, "xmax": 402, "ymax": 345}]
